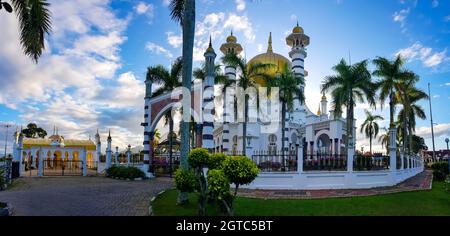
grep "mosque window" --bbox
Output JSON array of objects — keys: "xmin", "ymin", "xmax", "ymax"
[{"xmin": 268, "ymin": 135, "xmax": 277, "ymax": 155}]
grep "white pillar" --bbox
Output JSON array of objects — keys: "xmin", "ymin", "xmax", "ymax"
[
  {"xmin": 115, "ymin": 147, "xmax": 120, "ymax": 165},
  {"xmin": 389, "ymin": 128, "xmax": 397, "ymax": 171},
  {"xmin": 347, "ymin": 135, "xmax": 354, "ymax": 172},
  {"xmin": 18, "ymin": 134, "xmax": 24, "ymax": 176},
  {"xmin": 297, "ymin": 144, "xmax": 303, "ymax": 173},
  {"xmin": 399, "ymin": 144, "xmax": 404, "ymax": 170},
  {"xmin": 127, "ymin": 145, "xmax": 131, "ymax": 166},
  {"xmin": 38, "ymin": 148, "xmax": 43, "ymax": 177},
  {"xmin": 82, "ymin": 149, "xmax": 87, "ymax": 176}
]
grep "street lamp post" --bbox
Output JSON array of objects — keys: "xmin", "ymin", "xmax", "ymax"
[{"xmin": 428, "ymin": 83, "xmax": 436, "ymax": 162}]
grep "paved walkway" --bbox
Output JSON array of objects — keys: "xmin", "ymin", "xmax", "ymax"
[
  {"xmin": 238, "ymin": 170, "xmax": 433, "ymax": 200},
  {"xmin": 0, "ymin": 177, "xmax": 173, "ymax": 216}
]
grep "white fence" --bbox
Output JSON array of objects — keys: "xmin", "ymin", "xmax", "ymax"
[{"xmin": 243, "ymin": 164, "xmax": 424, "ymax": 190}]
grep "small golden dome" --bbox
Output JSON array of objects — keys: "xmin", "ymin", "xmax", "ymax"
[
  {"xmin": 226, "ymin": 31, "xmax": 237, "ymax": 43},
  {"xmin": 322, "ymin": 94, "xmax": 327, "ymax": 100},
  {"xmin": 293, "ymin": 22, "xmax": 304, "ymax": 34}
]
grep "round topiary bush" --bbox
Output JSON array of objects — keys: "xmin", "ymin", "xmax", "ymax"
[{"xmin": 105, "ymin": 166, "xmax": 145, "ymax": 180}]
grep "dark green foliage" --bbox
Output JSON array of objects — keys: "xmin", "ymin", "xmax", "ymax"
[
  {"xmin": 188, "ymin": 148, "xmax": 210, "ymax": 168},
  {"xmin": 174, "ymin": 168, "xmax": 198, "ymax": 193},
  {"xmin": 22, "ymin": 123, "xmax": 47, "ymax": 138},
  {"xmin": 208, "ymin": 153, "xmax": 226, "ymax": 170},
  {"xmin": 106, "ymin": 166, "xmax": 145, "ymax": 180},
  {"xmin": 431, "ymin": 162, "xmax": 449, "ymax": 181}
]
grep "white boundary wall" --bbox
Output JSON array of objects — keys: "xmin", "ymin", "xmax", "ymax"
[{"xmin": 243, "ymin": 166, "xmax": 424, "ymax": 190}]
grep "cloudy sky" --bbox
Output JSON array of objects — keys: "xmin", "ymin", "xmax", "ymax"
[{"xmin": 0, "ymin": 0, "xmax": 449, "ymax": 154}]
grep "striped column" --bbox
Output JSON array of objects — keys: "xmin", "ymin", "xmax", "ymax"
[
  {"xmin": 142, "ymin": 79, "xmax": 153, "ymax": 174},
  {"xmin": 106, "ymin": 133, "xmax": 112, "ymax": 169},
  {"xmin": 203, "ymin": 43, "xmax": 216, "ymax": 153}
]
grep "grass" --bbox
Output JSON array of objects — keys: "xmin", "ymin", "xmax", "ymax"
[{"xmin": 153, "ymin": 182, "xmax": 450, "ymax": 216}]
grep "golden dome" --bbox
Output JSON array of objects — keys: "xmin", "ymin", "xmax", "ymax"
[
  {"xmin": 322, "ymin": 94, "xmax": 327, "ymax": 100},
  {"xmin": 293, "ymin": 22, "xmax": 304, "ymax": 34},
  {"xmin": 248, "ymin": 32, "xmax": 291, "ymax": 86},
  {"xmin": 226, "ymin": 31, "xmax": 237, "ymax": 43}
]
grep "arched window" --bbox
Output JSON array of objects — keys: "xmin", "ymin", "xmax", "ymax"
[
  {"xmin": 268, "ymin": 135, "xmax": 277, "ymax": 155},
  {"xmin": 232, "ymin": 135, "xmax": 238, "ymax": 154}
]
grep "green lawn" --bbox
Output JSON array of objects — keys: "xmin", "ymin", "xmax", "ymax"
[{"xmin": 153, "ymin": 182, "xmax": 450, "ymax": 216}]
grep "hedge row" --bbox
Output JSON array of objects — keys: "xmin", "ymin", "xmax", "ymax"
[{"xmin": 106, "ymin": 166, "xmax": 145, "ymax": 180}]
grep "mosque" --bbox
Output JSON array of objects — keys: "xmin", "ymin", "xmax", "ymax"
[{"xmin": 213, "ymin": 23, "xmax": 349, "ymax": 159}]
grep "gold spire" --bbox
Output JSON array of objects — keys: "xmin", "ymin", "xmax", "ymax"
[
  {"xmin": 317, "ymin": 103, "xmax": 321, "ymax": 116},
  {"xmin": 268, "ymin": 32, "xmax": 273, "ymax": 53},
  {"xmin": 206, "ymin": 35, "xmax": 215, "ymax": 53}
]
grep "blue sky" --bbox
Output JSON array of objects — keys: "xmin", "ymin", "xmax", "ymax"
[{"xmin": 0, "ymin": 0, "xmax": 449, "ymax": 153}]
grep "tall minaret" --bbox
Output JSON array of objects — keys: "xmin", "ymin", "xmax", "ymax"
[
  {"xmin": 95, "ymin": 129, "xmax": 101, "ymax": 163},
  {"xmin": 220, "ymin": 31, "xmax": 242, "ymax": 153},
  {"xmin": 127, "ymin": 144, "xmax": 132, "ymax": 165},
  {"xmin": 202, "ymin": 36, "xmax": 216, "ymax": 152},
  {"xmin": 115, "ymin": 146, "xmax": 119, "ymax": 165},
  {"xmin": 106, "ymin": 130, "xmax": 112, "ymax": 169},
  {"xmin": 320, "ymin": 94, "xmax": 328, "ymax": 120},
  {"xmin": 286, "ymin": 22, "xmax": 310, "ymax": 123},
  {"xmin": 142, "ymin": 72, "xmax": 153, "ymax": 175}
]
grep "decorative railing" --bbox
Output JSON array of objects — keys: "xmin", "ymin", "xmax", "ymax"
[
  {"xmin": 353, "ymin": 155, "xmax": 390, "ymax": 171},
  {"xmin": 252, "ymin": 150, "xmax": 297, "ymax": 172},
  {"xmin": 303, "ymin": 154, "xmax": 347, "ymax": 171},
  {"xmin": 151, "ymin": 154, "xmax": 180, "ymax": 177}
]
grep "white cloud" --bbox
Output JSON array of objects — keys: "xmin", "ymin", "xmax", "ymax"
[
  {"xmin": 0, "ymin": 0, "xmax": 147, "ymax": 152},
  {"xmin": 395, "ymin": 42, "xmax": 448, "ymax": 68},
  {"xmin": 393, "ymin": 8, "xmax": 410, "ymax": 27},
  {"xmin": 134, "ymin": 2, "xmax": 155, "ymax": 23},
  {"xmin": 235, "ymin": 0, "xmax": 246, "ymax": 11},
  {"xmin": 166, "ymin": 32, "xmax": 183, "ymax": 48},
  {"xmin": 416, "ymin": 123, "xmax": 450, "ymax": 140},
  {"xmin": 162, "ymin": 0, "xmax": 171, "ymax": 7},
  {"xmin": 445, "ymin": 15, "xmax": 450, "ymax": 22},
  {"xmin": 290, "ymin": 14, "xmax": 297, "ymax": 21},
  {"xmin": 145, "ymin": 42, "xmax": 174, "ymax": 58}
]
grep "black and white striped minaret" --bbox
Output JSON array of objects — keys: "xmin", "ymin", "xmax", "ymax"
[
  {"xmin": 220, "ymin": 31, "xmax": 243, "ymax": 153},
  {"xmin": 202, "ymin": 37, "xmax": 216, "ymax": 152}
]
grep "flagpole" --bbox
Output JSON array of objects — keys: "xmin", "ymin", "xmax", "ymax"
[{"xmin": 428, "ymin": 83, "xmax": 436, "ymax": 162}]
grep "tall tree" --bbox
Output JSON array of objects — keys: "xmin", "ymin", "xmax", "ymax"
[
  {"xmin": 378, "ymin": 127, "xmax": 390, "ymax": 154},
  {"xmin": 372, "ymin": 55, "xmax": 411, "ymax": 128},
  {"xmin": 321, "ymin": 59, "xmax": 376, "ymax": 153},
  {"xmin": 360, "ymin": 110, "xmax": 383, "ymax": 155},
  {"xmin": 264, "ymin": 63, "xmax": 304, "ymax": 165},
  {"xmin": 222, "ymin": 52, "xmax": 274, "ymax": 153},
  {"xmin": 22, "ymin": 123, "xmax": 47, "ymax": 138},
  {"xmin": 1, "ymin": 0, "xmax": 52, "ymax": 63},
  {"xmin": 395, "ymin": 75, "xmax": 428, "ymax": 155},
  {"xmin": 169, "ymin": 0, "xmax": 195, "ymax": 205},
  {"xmin": 147, "ymin": 58, "xmax": 182, "ymax": 178}
]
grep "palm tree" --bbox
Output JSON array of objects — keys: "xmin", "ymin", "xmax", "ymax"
[
  {"xmin": 321, "ymin": 59, "xmax": 376, "ymax": 153},
  {"xmin": 169, "ymin": 0, "xmax": 195, "ymax": 204},
  {"xmin": 360, "ymin": 110, "xmax": 383, "ymax": 155},
  {"xmin": 395, "ymin": 77, "xmax": 428, "ymax": 156},
  {"xmin": 146, "ymin": 58, "xmax": 182, "ymax": 178},
  {"xmin": 378, "ymin": 127, "xmax": 390, "ymax": 154},
  {"xmin": 372, "ymin": 55, "xmax": 412, "ymax": 127},
  {"xmin": 153, "ymin": 129, "xmax": 161, "ymax": 147},
  {"xmin": 1, "ymin": 0, "xmax": 52, "ymax": 63},
  {"xmin": 264, "ymin": 63, "xmax": 304, "ymax": 165},
  {"xmin": 222, "ymin": 52, "xmax": 274, "ymax": 153}
]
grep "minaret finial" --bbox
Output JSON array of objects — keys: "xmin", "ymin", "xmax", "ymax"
[
  {"xmin": 231, "ymin": 30, "xmax": 233, "ymax": 36},
  {"xmin": 56, "ymin": 127, "xmax": 58, "ymax": 135},
  {"xmin": 209, "ymin": 35, "xmax": 212, "ymax": 47},
  {"xmin": 297, "ymin": 21, "xmax": 299, "ymax": 27},
  {"xmin": 268, "ymin": 32, "xmax": 273, "ymax": 53}
]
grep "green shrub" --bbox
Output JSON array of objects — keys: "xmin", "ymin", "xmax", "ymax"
[
  {"xmin": 174, "ymin": 168, "xmax": 198, "ymax": 193},
  {"xmin": 105, "ymin": 166, "xmax": 145, "ymax": 180},
  {"xmin": 188, "ymin": 148, "xmax": 210, "ymax": 168},
  {"xmin": 208, "ymin": 153, "xmax": 226, "ymax": 170},
  {"xmin": 222, "ymin": 156, "xmax": 260, "ymax": 194},
  {"xmin": 431, "ymin": 162, "xmax": 449, "ymax": 182}
]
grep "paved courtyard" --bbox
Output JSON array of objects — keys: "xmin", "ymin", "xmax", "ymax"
[{"xmin": 0, "ymin": 177, "xmax": 173, "ymax": 216}]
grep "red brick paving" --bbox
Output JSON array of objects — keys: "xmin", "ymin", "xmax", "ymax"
[{"xmin": 238, "ymin": 170, "xmax": 432, "ymax": 200}]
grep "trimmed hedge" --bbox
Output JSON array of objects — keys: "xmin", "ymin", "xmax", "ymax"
[
  {"xmin": 431, "ymin": 161, "xmax": 449, "ymax": 182},
  {"xmin": 106, "ymin": 166, "xmax": 145, "ymax": 180}
]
